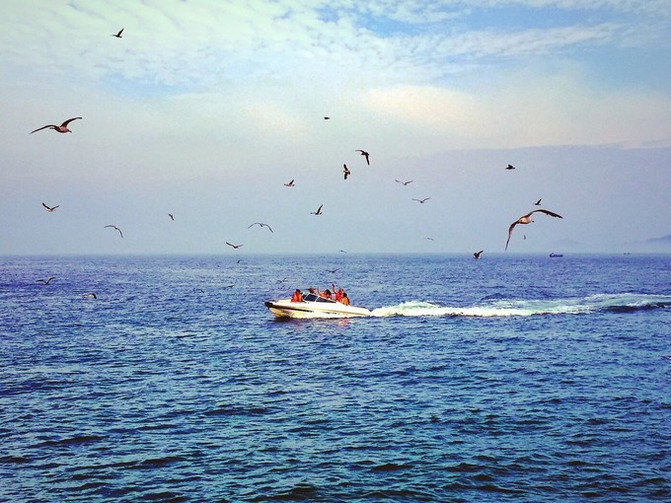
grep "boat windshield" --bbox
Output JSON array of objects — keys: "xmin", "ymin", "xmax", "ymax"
[{"xmin": 302, "ymin": 293, "xmax": 335, "ymax": 303}]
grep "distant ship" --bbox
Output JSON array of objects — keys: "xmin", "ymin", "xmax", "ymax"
[{"xmin": 549, "ymin": 253, "xmax": 564, "ymax": 258}]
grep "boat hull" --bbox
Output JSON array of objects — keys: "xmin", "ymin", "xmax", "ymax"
[{"xmin": 265, "ymin": 299, "xmax": 371, "ymax": 319}]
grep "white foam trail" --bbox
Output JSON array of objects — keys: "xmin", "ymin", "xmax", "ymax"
[{"xmin": 369, "ymin": 294, "xmax": 671, "ymax": 318}]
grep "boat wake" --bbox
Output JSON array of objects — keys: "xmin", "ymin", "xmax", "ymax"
[{"xmin": 369, "ymin": 293, "xmax": 671, "ymax": 318}]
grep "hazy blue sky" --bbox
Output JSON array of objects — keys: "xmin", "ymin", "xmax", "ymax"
[{"xmin": 2, "ymin": 0, "xmax": 670, "ymax": 255}]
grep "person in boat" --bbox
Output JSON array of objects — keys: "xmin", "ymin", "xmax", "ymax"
[
  {"xmin": 291, "ymin": 289, "xmax": 303, "ymax": 302},
  {"xmin": 332, "ymin": 284, "xmax": 344, "ymax": 302},
  {"xmin": 340, "ymin": 292, "xmax": 350, "ymax": 306},
  {"xmin": 318, "ymin": 288, "xmax": 332, "ymax": 299}
]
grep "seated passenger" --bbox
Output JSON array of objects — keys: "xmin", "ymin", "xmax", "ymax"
[
  {"xmin": 340, "ymin": 292, "xmax": 350, "ymax": 305},
  {"xmin": 291, "ymin": 289, "xmax": 303, "ymax": 302},
  {"xmin": 318, "ymin": 288, "xmax": 332, "ymax": 299}
]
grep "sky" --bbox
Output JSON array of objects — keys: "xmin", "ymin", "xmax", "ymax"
[{"xmin": 1, "ymin": 0, "xmax": 670, "ymax": 255}]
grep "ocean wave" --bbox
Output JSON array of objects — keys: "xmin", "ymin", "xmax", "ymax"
[{"xmin": 370, "ymin": 294, "xmax": 671, "ymax": 318}]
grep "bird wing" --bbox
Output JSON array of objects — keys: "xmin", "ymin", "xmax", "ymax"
[
  {"xmin": 42, "ymin": 202, "xmax": 51, "ymax": 210},
  {"xmin": 61, "ymin": 117, "xmax": 82, "ymax": 127},
  {"xmin": 532, "ymin": 209, "xmax": 563, "ymax": 219},
  {"xmin": 30, "ymin": 125, "xmax": 55, "ymax": 134},
  {"xmin": 505, "ymin": 222, "xmax": 519, "ymax": 250},
  {"xmin": 117, "ymin": 28, "xmax": 124, "ymax": 36}
]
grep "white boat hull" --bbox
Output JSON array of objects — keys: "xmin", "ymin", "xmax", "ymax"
[{"xmin": 265, "ymin": 298, "xmax": 371, "ymax": 319}]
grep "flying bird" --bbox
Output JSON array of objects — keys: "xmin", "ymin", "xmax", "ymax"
[
  {"xmin": 473, "ymin": 250, "xmax": 484, "ymax": 259},
  {"xmin": 111, "ymin": 28, "xmax": 124, "ymax": 38},
  {"xmin": 506, "ymin": 164, "xmax": 516, "ymax": 170},
  {"xmin": 343, "ymin": 164, "xmax": 351, "ymax": 180},
  {"xmin": 82, "ymin": 292, "xmax": 98, "ymax": 299},
  {"xmin": 104, "ymin": 225, "xmax": 123, "ymax": 238},
  {"xmin": 284, "ymin": 179, "xmax": 295, "ymax": 187},
  {"xmin": 37, "ymin": 276, "xmax": 55, "ymax": 285},
  {"xmin": 30, "ymin": 117, "xmax": 82, "ymax": 134},
  {"xmin": 356, "ymin": 149, "xmax": 370, "ymax": 165},
  {"xmin": 395, "ymin": 179, "xmax": 413, "ymax": 186},
  {"xmin": 311, "ymin": 204, "xmax": 323, "ymax": 215},
  {"xmin": 505, "ymin": 209, "xmax": 563, "ymax": 250},
  {"xmin": 534, "ymin": 198, "xmax": 542, "ymax": 206},
  {"xmin": 412, "ymin": 197, "xmax": 430, "ymax": 204},
  {"xmin": 226, "ymin": 241, "xmax": 243, "ymax": 249},
  {"xmin": 42, "ymin": 202, "xmax": 59, "ymax": 212},
  {"xmin": 168, "ymin": 213, "xmax": 175, "ymax": 221},
  {"xmin": 323, "ymin": 116, "xmax": 330, "ymax": 120},
  {"xmin": 248, "ymin": 222, "xmax": 273, "ymax": 233}
]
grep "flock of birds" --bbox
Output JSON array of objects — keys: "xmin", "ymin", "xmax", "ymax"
[{"xmin": 30, "ymin": 27, "xmax": 565, "ymax": 294}]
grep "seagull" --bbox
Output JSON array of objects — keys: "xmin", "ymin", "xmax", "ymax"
[
  {"xmin": 311, "ymin": 204, "xmax": 323, "ymax": 215},
  {"xmin": 30, "ymin": 117, "xmax": 82, "ymax": 134},
  {"xmin": 506, "ymin": 164, "xmax": 516, "ymax": 170},
  {"xmin": 284, "ymin": 179, "xmax": 295, "ymax": 187},
  {"xmin": 327, "ymin": 268, "xmax": 340, "ymax": 274},
  {"xmin": 505, "ymin": 209, "xmax": 563, "ymax": 250},
  {"xmin": 395, "ymin": 179, "xmax": 413, "ymax": 186},
  {"xmin": 37, "ymin": 276, "xmax": 55, "ymax": 285},
  {"xmin": 473, "ymin": 250, "xmax": 484, "ymax": 259},
  {"xmin": 226, "ymin": 241, "xmax": 243, "ymax": 249},
  {"xmin": 356, "ymin": 149, "xmax": 370, "ymax": 165},
  {"xmin": 42, "ymin": 202, "xmax": 59, "ymax": 212},
  {"xmin": 168, "ymin": 213, "xmax": 175, "ymax": 221},
  {"xmin": 324, "ymin": 116, "xmax": 330, "ymax": 120},
  {"xmin": 425, "ymin": 237, "xmax": 434, "ymax": 241},
  {"xmin": 111, "ymin": 28, "xmax": 124, "ymax": 38},
  {"xmin": 343, "ymin": 164, "xmax": 351, "ymax": 180},
  {"xmin": 104, "ymin": 225, "xmax": 123, "ymax": 238},
  {"xmin": 534, "ymin": 198, "xmax": 542, "ymax": 206},
  {"xmin": 248, "ymin": 222, "xmax": 273, "ymax": 233},
  {"xmin": 412, "ymin": 197, "xmax": 430, "ymax": 204},
  {"xmin": 82, "ymin": 292, "xmax": 98, "ymax": 299}
]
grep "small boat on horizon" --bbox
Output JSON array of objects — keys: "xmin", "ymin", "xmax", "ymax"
[
  {"xmin": 265, "ymin": 292, "xmax": 371, "ymax": 319},
  {"xmin": 549, "ymin": 253, "xmax": 564, "ymax": 258}
]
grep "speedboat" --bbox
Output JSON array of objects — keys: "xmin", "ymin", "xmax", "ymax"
[{"xmin": 265, "ymin": 292, "xmax": 371, "ymax": 319}]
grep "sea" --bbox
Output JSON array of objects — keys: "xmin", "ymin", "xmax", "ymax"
[{"xmin": 1, "ymin": 253, "xmax": 669, "ymax": 502}]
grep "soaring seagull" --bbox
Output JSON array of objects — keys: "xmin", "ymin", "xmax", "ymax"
[
  {"xmin": 473, "ymin": 250, "xmax": 484, "ymax": 259},
  {"xmin": 343, "ymin": 164, "xmax": 351, "ymax": 180},
  {"xmin": 37, "ymin": 276, "xmax": 55, "ymax": 285},
  {"xmin": 111, "ymin": 28, "xmax": 124, "ymax": 38},
  {"xmin": 168, "ymin": 213, "xmax": 175, "ymax": 221},
  {"xmin": 42, "ymin": 202, "xmax": 59, "ymax": 212},
  {"xmin": 31, "ymin": 117, "xmax": 82, "ymax": 134},
  {"xmin": 226, "ymin": 241, "xmax": 243, "ymax": 249},
  {"xmin": 395, "ymin": 179, "xmax": 413, "ymax": 186},
  {"xmin": 284, "ymin": 179, "xmax": 295, "ymax": 187},
  {"xmin": 104, "ymin": 225, "xmax": 123, "ymax": 238},
  {"xmin": 506, "ymin": 164, "xmax": 516, "ymax": 170},
  {"xmin": 505, "ymin": 209, "xmax": 563, "ymax": 250},
  {"xmin": 356, "ymin": 149, "xmax": 370, "ymax": 165},
  {"xmin": 248, "ymin": 222, "xmax": 273, "ymax": 233},
  {"xmin": 412, "ymin": 197, "xmax": 430, "ymax": 204},
  {"xmin": 534, "ymin": 198, "xmax": 542, "ymax": 206},
  {"xmin": 311, "ymin": 204, "xmax": 323, "ymax": 215}
]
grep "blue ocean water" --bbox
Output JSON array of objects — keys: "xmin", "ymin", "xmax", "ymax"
[{"xmin": 1, "ymin": 254, "xmax": 669, "ymax": 502}]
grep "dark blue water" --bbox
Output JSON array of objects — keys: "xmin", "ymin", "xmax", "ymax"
[{"xmin": 1, "ymin": 254, "xmax": 670, "ymax": 502}]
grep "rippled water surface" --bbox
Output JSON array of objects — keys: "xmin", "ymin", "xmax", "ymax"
[{"xmin": 1, "ymin": 254, "xmax": 670, "ymax": 502}]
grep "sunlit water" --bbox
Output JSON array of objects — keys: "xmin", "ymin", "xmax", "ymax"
[{"xmin": 1, "ymin": 254, "xmax": 669, "ymax": 502}]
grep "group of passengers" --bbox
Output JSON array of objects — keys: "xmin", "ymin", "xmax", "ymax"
[{"xmin": 290, "ymin": 284, "xmax": 350, "ymax": 305}]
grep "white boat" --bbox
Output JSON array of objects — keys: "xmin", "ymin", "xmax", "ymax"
[{"xmin": 265, "ymin": 292, "xmax": 371, "ymax": 319}]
